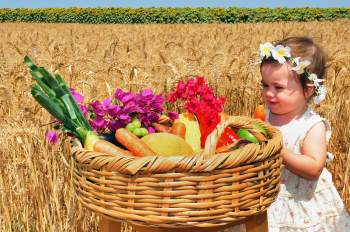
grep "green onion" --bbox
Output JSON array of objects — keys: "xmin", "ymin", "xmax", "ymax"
[{"xmin": 25, "ymin": 55, "xmax": 96, "ymax": 147}]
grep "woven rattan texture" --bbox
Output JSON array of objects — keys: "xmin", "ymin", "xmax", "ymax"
[{"xmin": 71, "ymin": 116, "xmax": 283, "ymax": 228}]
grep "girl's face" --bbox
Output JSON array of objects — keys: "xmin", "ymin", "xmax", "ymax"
[{"xmin": 261, "ymin": 62, "xmax": 312, "ymax": 116}]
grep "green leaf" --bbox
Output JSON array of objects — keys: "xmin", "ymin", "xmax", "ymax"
[
  {"xmin": 24, "ymin": 56, "xmax": 37, "ymax": 70},
  {"xmin": 56, "ymin": 74, "xmax": 92, "ymax": 130},
  {"xmin": 25, "ymin": 57, "xmax": 92, "ymax": 142},
  {"xmin": 31, "ymin": 84, "xmax": 65, "ymax": 123},
  {"xmin": 38, "ymin": 67, "xmax": 67, "ymax": 98},
  {"xmin": 32, "ymin": 75, "xmax": 56, "ymax": 98},
  {"xmin": 31, "ymin": 84, "xmax": 82, "ymax": 140},
  {"xmin": 60, "ymin": 93, "xmax": 77, "ymax": 120}
]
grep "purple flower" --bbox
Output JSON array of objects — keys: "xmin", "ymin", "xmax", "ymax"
[
  {"xmin": 114, "ymin": 88, "xmax": 124, "ymax": 100},
  {"xmin": 70, "ymin": 88, "xmax": 84, "ymax": 104},
  {"xmin": 46, "ymin": 130, "xmax": 59, "ymax": 145},
  {"xmin": 107, "ymin": 120, "xmax": 124, "ymax": 132},
  {"xmin": 114, "ymin": 88, "xmax": 136, "ymax": 104},
  {"xmin": 151, "ymin": 102, "xmax": 163, "ymax": 112},
  {"xmin": 118, "ymin": 113, "xmax": 131, "ymax": 121},
  {"xmin": 121, "ymin": 93, "xmax": 135, "ymax": 104},
  {"xmin": 79, "ymin": 104, "xmax": 88, "ymax": 117},
  {"xmin": 90, "ymin": 100, "xmax": 106, "ymax": 117},
  {"xmin": 83, "ymin": 87, "xmax": 173, "ymax": 134},
  {"xmin": 89, "ymin": 116, "xmax": 107, "ymax": 131},
  {"xmin": 147, "ymin": 126, "xmax": 156, "ymax": 133},
  {"xmin": 123, "ymin": 101, "xmax": 138, "ymax": 112},
  {"xmin": 108, "ymin": 105, "xmax": 121, "ymax": 117},
  {"xmin": 168, "ymin": 112, "xmax": 179, "ymax": 120},
  {"xmin": 147, "ymin": 113, "xmax": 159, "ymax": 122},
  {"xmin": 103, "ymin": 98, "xmax": 112, "ymax": 107},
  {"xmin": 141, "ymin": 89, "xmax": 154, "ymax": 97}
]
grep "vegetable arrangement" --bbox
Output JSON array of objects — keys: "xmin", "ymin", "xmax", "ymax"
[{"xmin": 25, "ymin": 56, "xmax": 270, "ymax": 158}]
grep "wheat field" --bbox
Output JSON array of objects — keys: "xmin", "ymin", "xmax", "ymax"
[{"xmin": 0, "ymin": 21, "xmax": 349, "ymax": 231}]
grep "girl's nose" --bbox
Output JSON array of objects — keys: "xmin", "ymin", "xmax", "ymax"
[{"xmin": 264, "ymin": 88, "xmax": 274, "ymax": 97}]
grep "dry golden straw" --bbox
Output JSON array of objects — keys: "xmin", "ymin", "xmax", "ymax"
[{"xmin": 0, "ymin": 20, "xmax": 349, "ymax": 231}]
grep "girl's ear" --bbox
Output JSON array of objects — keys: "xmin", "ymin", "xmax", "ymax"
[{"xmin": 305, "ymin": 84, "xmax": 315, "ymax": 99}]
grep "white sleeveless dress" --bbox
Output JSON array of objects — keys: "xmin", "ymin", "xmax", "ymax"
[
  {"xmin": 267, "ymin": 107, "xmax": 350, "ymax": 232},
  {"xmin": 224, "ymin": 107, "xmax": 350, "ymax": 232}
]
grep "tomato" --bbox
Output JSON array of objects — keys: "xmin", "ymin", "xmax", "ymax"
[{"xmin": 254, "ymin": 104, "xmax": 266, "ymax": 121}]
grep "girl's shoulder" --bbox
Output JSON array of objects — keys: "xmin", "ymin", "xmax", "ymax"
[
  {"xmin": 300, "ymin": 108, "xmax": 331, "ymax": 143},
  {"xmin": 265, "ymin": 107, "xmax": 332, "ymax": 143}
]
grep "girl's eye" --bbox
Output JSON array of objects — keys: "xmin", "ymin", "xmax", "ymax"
[
  {"xmin": 261, "ymin": 83, "xmax": 268, "ymax": 88},
  {"xmin": 275, "ymin": 86, "xmax": 284, "ymax": 90}
]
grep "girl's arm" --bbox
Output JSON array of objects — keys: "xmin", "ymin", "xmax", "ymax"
[{"xmin": 281, "ymin": 121, "xmax": 327, "ymax": 180}]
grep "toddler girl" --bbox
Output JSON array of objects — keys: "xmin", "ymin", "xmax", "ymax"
[{"xmin": 260, "ymin": 36, "xmax": 350, "ymax": 231}]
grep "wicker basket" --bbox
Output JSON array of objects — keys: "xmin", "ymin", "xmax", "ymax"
[{"xmin": 70, "ymin": 115, "xmax": 283, "ymax": 228}]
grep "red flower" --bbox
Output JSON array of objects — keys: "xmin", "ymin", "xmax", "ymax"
[{"xmin": 167, "ymin": 76, "xmax": 225, "ymax": 147}]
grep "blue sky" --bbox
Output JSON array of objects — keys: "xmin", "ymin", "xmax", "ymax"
[{"xmin": 0, "ymin": 0, "xmax": 349, "ymax": 8}]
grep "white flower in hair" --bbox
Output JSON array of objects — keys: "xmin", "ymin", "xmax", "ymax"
[
  {"xmin": 291, "ymin": 57, "xmax": 311, "ymax": 74},
  {"xmin": 271, "ymin": 45, "xmax": 291, "ymax": 64},
  {"xmin": 308, "ymin": 73, "xmax": 318, "ymax": 82},
  {"xmin": 259, "ymin": 42, "xmax": 274, "ymax": 60},
  {"xmin": 313, "ymin": 85, "xmax": 327, "ymax": 105},
  {"xmin": 308, "ymin": 73, "xmax": 324, "ymax": 87}
]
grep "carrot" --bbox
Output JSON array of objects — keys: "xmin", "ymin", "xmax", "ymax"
[
  {"xmin": 115, "ymin": 128, "xmax": 156, "ymax": 157},
  {"xmin": 171, "ymin": 121, "xmax": 186, "ymax": 139},
  {"xmin": 152, "ymin": 123, "xmax": 172, "ymax": 133},
  {"xmin": 93, "ymin": 140, "xmax": 134, "ymax": 157}
]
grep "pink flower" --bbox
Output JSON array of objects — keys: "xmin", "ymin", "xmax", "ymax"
[
  {"xmin": 46, "ymin": 130, "xmax": 59, "ymax": 145},
  {"xmin": 70, "ymin": 88, "xmax": 84, "ymax": 104}
]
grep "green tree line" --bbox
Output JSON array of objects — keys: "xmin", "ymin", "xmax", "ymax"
[{"xmin": 0, "ymin": 7, "xmax": 349, "ymax": 23}]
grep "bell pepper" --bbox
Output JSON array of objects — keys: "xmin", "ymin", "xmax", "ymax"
[
  {"xmin": 254, "ymin": 104, "xmax": 266, "ymax": 121},
  {"xmin": 216, "ymin": 127, "xmax": 240, "ymax": 148},
  {"xmin": 195, "ymin": 110, "xmax": 220, "ymax": 148}
]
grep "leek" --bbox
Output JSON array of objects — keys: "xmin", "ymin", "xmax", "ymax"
[{"xmin": 24, "ymin": 56, "xmax": 97, "ymax": 149}]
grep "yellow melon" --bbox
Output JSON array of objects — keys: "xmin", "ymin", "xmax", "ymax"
[{"xmin": 141, "ymin": 132, "xmax": 194, "ymax": 156}]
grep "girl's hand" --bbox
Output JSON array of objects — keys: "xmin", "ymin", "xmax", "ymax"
[{"xmin": 281, "ymin": 121, "xmax": 327, "ymax": 180}]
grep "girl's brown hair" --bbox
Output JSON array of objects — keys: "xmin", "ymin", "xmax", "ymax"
[{"xmin": 261, "ymin": 36, "xmax": 327, "ymax": 92}]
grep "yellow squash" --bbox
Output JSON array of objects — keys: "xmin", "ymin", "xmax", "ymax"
[{"xmin": 178, "ymin": 112, "xmax": 202, "ymax": 153}]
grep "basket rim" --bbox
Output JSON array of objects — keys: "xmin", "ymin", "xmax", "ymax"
[{"xmin": 70, "ymin": 115, "xmax": 282, "ymax": 175}]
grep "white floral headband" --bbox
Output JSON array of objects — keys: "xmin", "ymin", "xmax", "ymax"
[{"xmin": 259, "ymin": 42, "xmax": 327, "ymax": 104}]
